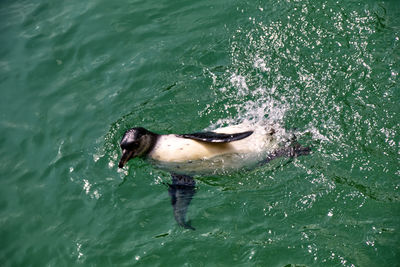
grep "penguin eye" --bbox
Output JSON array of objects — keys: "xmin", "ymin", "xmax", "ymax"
[
  {"xmin": 121, "ymin": 141, "xmax": 139, "ymax": 150},
  {"xmin": 127, "ymin": 141, "xmax": 139, "ymax": 150}
]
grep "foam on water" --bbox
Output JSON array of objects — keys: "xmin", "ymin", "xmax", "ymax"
[{"xmin": 203, "ymin": 28, "xmax": 327, "ymax": 147}]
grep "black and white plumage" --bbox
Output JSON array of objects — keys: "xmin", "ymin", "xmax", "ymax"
[{"xmin": 118, "ymin": 122, "xmax": 310, "ymax": 229}]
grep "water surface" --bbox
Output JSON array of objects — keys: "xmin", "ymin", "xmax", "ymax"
[{"xmin": 0, "ymin": 0, "xmax": 399, "ymax": 266}]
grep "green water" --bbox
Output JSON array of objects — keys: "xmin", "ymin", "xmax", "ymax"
[{"xmin": 1, "ymin": 0, "xmax": 399, "ymax": 265}]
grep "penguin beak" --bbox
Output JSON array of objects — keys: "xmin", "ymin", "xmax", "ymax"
[{"xmin": 118, "ymin": 149, "xmax": 135, "ymax": 168}]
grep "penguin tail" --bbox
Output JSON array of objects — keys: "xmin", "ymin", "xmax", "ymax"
[
  {"xmin": 290, "ymin": 143, "xmax": 311, "ymax": 157},
  {"xmin": 263, "ymin": 143, "xmax": 311, "ymax": 164}
]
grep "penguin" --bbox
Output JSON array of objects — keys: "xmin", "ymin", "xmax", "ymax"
[{"xmin": 118, "ymin": 122, "xmax": 310, "ymax": 229}]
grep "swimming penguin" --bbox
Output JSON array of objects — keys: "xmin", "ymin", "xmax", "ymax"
[{"xmin": 118, "ymin": 122, "xmax": 310, "ymax": 229}]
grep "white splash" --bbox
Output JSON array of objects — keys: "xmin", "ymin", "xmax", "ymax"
[
  {"xmin": 254, "ymin": 55, "xmax": 270, "ymax": 72},
  {"xmin": 229, "ymin": 73, "xmax": 249, "ymax": 94},
  {"xmin": 76, "ymin": 242, "xmax": 83, "ymax": 260},
  {"xmin": 83, "ymin": 179, "xmax": 91, "ymax": 195}
]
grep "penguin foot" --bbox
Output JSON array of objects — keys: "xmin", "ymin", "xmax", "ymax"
[{"xmin": 263, "ymin": 144, "xmax": 311, "ymax": 164}]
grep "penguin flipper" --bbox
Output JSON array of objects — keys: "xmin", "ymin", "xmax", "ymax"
[
  {"xmin": 179, "ymin": 131, "xmax": 253, "ymax": 143},
  {"xmin": 168, "ymin": 173, "xmax": 196, "ymax": 230}
]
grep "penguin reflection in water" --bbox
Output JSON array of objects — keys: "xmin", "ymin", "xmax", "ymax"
[{"xmin": 118, "ymin": 122, "xmax": 310, "ymax": 229}]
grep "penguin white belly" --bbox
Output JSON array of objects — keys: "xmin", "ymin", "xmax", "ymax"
[{"xmin": 148, "ymin": 126, "xmax": 279, "ymax": 175}]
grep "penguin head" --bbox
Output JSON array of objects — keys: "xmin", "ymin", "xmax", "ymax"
[{"xmin": 118, "ymin": 127, "xmax": 157, "ymax": 168}]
